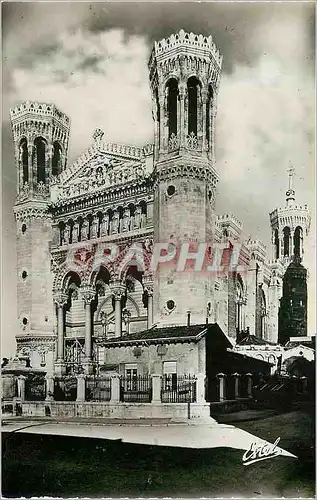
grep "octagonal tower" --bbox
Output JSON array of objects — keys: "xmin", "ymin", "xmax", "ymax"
[{"xmin": 149, "ymin": 30, "xmax": 222, "ymax": 326}]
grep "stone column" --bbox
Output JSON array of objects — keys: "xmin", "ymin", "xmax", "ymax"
[
  {"xmin": 179, "ymin": 83, "xmax": 186, "ymax": 148},
  {"xmin": 82, "ymin": 287, "xmax": 95, "ymax": 374},
  {"xmin": 76, "ymin": 374, "xmax": 86, "ymax": 402},
  {"xmin": 28, "ymin": 144, "xmax": 33, "ymax": 191},
  {"xmin": 45, "ymin": 374, "xmax": 54, "ymax": 401},
  {"xmin": 301, "ymin": 376, "xmax": 308, "ymax": 393},
  {"xmin": 151, "ymin": 374, "xmax": 161, "ymax": 403},
  {"xmin": 196, "ymin": 373, "xmax": 206, "ymax": 404},
  {"xmin": 110, "ymin": 374, "xmax": 121, "ymax": 403},
  {"xmin": 110, "ymin": 282, "xmax": 125, "ymax": 338},
  {"xmin": 201, "ymin": 90, "xmax": 208, "ymax": 151},
  {"xmin": 290, "ymin": 229, "xmax": 294, "ymax": 258},
  {"xmin": 246, "ymin": 373, "xmax": 253, "ymax": 398},
  {"xmin": 217, "ymin": 373, "xmax": 226, "ymax": 402},
  {"xmin": 54, "ymin": 292, "xmax": 68, "ymax": 375},
  {"xmin": 233, "ymin": 373, "xmax": 240, "ymax": 399},
  {"xmin": 147, "ymin": 292, "xmax": 154, "ymax": 329},
  {"xmin": 143, "ymin": 276, "xmax": 154, "ymax": 329},
  {"xmin": 159, "ymin": 95, "xmax": 165, "ymax": 152},
  {"xmin": 17, "ymin": 375, "xmax": 26, "ymax": 402}
]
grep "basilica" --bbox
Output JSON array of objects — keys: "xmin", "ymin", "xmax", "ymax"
[{"xmin": 10, "ymin": 29, "xmax": 311, "ymax": 380}]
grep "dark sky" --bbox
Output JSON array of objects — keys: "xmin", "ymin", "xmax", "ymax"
[{"xmin": 2, "ymin": 2, "xmax": 315, "ymax": 355}]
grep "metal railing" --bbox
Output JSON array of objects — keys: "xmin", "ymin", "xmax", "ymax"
[
  {"xmin": 25, "ymin": 375, "xmax": 46, "ymax": 401},
  {"xmin": 120, "ymin": 375, "xmax": 152, "ymax": 403},
  {"xmin": 85, "ymin": 376, "xmax": 111, "ymax": 401},
  {"xmin": 161, "ymin": 375, "xmax": 197, "ymax": 403},
  {"xmin": 54, "ymin": 376, "xmax": 77, "ymax": 401}
]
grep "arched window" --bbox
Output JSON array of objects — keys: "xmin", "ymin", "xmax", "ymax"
[
  {"xmin": 166, "ymin": 79, "xmax": 178, "ymax": 138},
  {"xmin": 34, "ymin": 137, "xmax": 46, "ymax": 184},
  {"xmin": 235, "ymin": 276, "xmax": 244, "ymax": 332},
  {"xmin": 274, "ymin": 229, "xmax": 279, "ymax": 260},
  {"xmin": 19, "ymin": 138, "xmax": 29, "ymax": 184},
  {"xmin": 52, "ymin": 141, "xmax": 62, "ymax": 176},
  {"xmin": 206, "ymin": 84, "xmax": 213, "ymax": 147},
  {"xmin": 294, "ymin": 226, "xmax": 303, "ymax": 258},
  {"xmin": 187, "ymin": 76, "xmax": 200, "ymax": 136},
  {"xmin": 283, "ymin": 227, "xmax": 290, "ymax": 257}
]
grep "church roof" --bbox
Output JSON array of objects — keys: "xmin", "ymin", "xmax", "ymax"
[
  {"xmin": 100, "ymin": 323, "xmax": 228, "ymax": 347},
  {"xmin": 237, "ymin": 334, "xmax": 277, "ymax": 346}
]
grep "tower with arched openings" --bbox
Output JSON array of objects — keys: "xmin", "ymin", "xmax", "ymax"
[
  {"xmin": 269, "ymin": 168, "xmax": 311, "ymax": 344},
  {"xmin": 149, "ymin": 29, "xmax": 222, "ymax": 325},
  {"xmin": 10, "ymin": 101, "xmax": 70, "ymax": 370},
  {"xmin": 269, "ymin": 168, "xmax": 311, "ymax": 266}
]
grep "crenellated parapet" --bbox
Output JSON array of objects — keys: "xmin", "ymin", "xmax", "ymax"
[
  {"xmin": 216, "ymin": 213, "xmax": 243, "ymax": 241},
  {"xmin": 247, "ymin": 239, "xmax": 267, "ymax": 263},
  {"xmin": 10, "ymin": 101, "xmax": 70, "ymax": 127},
  {"xmin": 149, "ymin": 29, "xmax": 222, "ymax": 89}
]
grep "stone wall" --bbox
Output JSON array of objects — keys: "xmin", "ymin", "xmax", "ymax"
[
  {"xmin": 103, "ymin": 340, "xmax": 204, "ymax": 376},
  {"xmin": 19, "ymin": 401, "xmax": 211, "ymax": 419}
]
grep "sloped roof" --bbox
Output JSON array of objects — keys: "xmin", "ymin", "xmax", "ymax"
[
  {"xmin": 237, "ymin": 334, "xmax": 277, "ymax": 346},
  {"xmin": 101, "ymin": 323, "xmax": 229, "ymax": 347}
]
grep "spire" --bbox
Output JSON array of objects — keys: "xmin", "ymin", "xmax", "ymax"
[{"xmin": 286, "ymin": 167, "xmax": 295, "ymax": 207}]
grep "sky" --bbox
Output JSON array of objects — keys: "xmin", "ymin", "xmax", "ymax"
[{"xmin": 2, "ymin": 1, "xmax": 315, "ymax": 356}]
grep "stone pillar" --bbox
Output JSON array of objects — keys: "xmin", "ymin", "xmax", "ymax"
[
  {"xmin": 301, "ymin": 376, "xmax": 308, "ymax": 393},
  {"xmin": 159, "ymin": 96, "xmax": 165, "ymax": 152},
  {"xmin": 147, "ymin": 293, "xmax": 153, "ymax": 329},
  {"xmin": 290, "ymin": 229, "xmax": 294, "ymax": 258},
  {"xmin": 179, "ymin": 83, "xmax": 186, "ymax": 148},
  {"xmin": 217, "ymin": 373, "xmax": 226, "ymax": 402},
  {"xmin": 233, "ymin": 373, "xmax": 240, "ymax": 399},
  {"xmin": 110, "ymin": 374, "xmax": 121, "ymax": 403},
  {"xmin": 201, "ymin": 89, "xmax": 208, "ymax": 151},
  {"xmin": 76, "ymin": 374, "xmax": 86, "ymax": 402},
  {"xmin": 110, "ymin": 282, "xmax": 125, "ymax": 338},
  {"xmin": 17, "ymin": 375, "xmax": 26, "ymax": 402},
  {"xmin": 195, "ymin": 373, "xmax": 206, "ymax": 404},
  {"xmin": 151, "ymin": 374, "xmax": 161, "ymax": 403},
  {"xmin": 246, "ymin": 373, "xmax": 253, "ymax": 398},
  {"xmin": 45, "ymin": 374, "xmax": 54, "ymax": 401},
  {"xmin": 82, "ymin": 288, "xmax": 95, "ymax": 375},
  {"xmin": 143, "ymin": 277, "xmax": 154, "ymax": 329},
  {"xmin": 54, "ymin": 292, "xmax": 68, "ymax": 375},
  {"xmin": 28, "ymin": 143, "xmax": 33, "ymax": 190}
]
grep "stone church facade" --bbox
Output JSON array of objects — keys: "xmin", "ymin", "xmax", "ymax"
[{"xmin": 10, "ymin": 30, "xmax": 311, "ymax": 376}]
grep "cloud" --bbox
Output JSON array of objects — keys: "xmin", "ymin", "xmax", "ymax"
[{"xmin": 7, "ymin": 29, "xmax": 153, "ymax": 159}]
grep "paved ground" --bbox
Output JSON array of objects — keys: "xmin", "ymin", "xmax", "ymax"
[
  {"xmin": 2, "ymin": 409, "xmax": 314, "ymax": 497},
  {"xmin": 2, "ymin": 414, "xmax": 296, "ymax": 455}
]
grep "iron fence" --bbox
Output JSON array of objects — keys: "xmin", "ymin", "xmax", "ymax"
[
  {"xmin": 54, "ymin": 376, "xmax": 77, "ymax": 401},
  {"xmin": 25, "ymin": 374, "xmax": 46, "ymax": 401},
  {"xmin": 85, "ymin": 376, "xmax": 111, "ymax": 401},
  {"xmin": 120, "ymin": 375, "xmax": 152, "ymax": 403},
  {"xmin": 161, "ymin": 375, "xmax": 196, "ymax": 403}
]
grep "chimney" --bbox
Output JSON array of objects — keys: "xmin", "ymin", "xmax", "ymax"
[{"xmin": 187, "ymin": 311, "xmax": 191, "ymax": 327}]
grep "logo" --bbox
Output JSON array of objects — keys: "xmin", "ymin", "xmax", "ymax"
[{"xmin": 242, "ymin": 437, "xmax": 282, "ymax": 466}]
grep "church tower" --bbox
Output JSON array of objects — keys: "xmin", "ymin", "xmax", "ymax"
[
  {"xmin": 149, "ymin": 30, "xmax": 222, "ymax": 326},
  {"xmin": 269, "ymin": 168, "xmax": 311, "ymax": 267},
  {"xmin": 10, "ymin": 101, "xmax": 70, "ymax": 369},
  {"xmin": 269, "ymin": 168, "xmax": 311, "ymax": 345}
]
